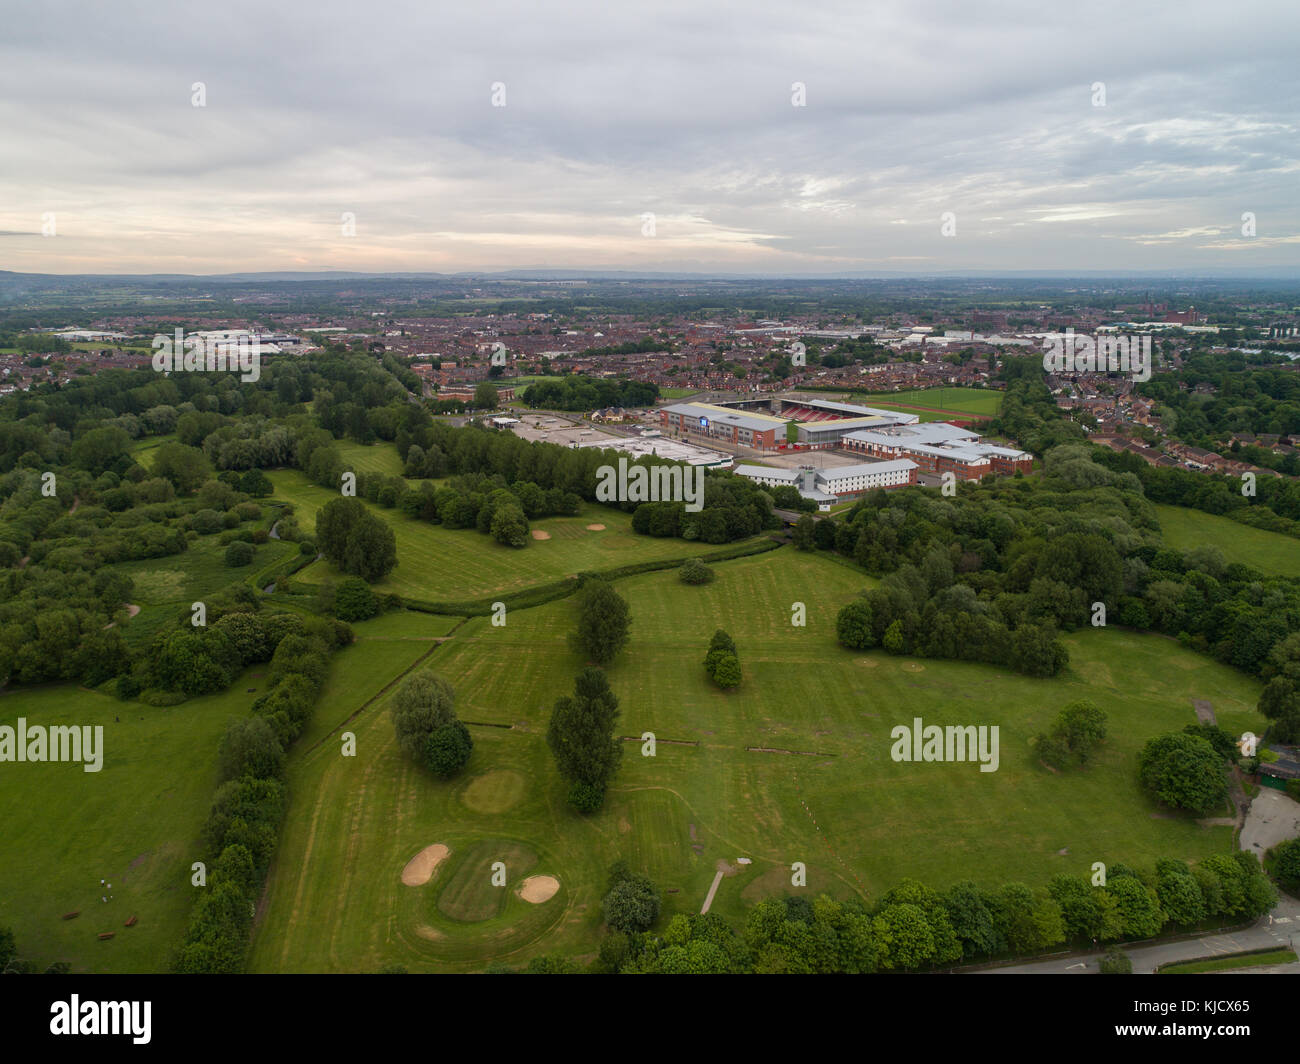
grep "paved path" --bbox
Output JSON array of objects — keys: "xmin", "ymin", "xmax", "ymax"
[
  {"xmin": 700, "ymin": 859, "xmax": 737, "ymax": 915},
  {"xmin": 700, "ymin": 870, "xmax": 725, "ymax": 914},
  {"xmin": 988, "ymin": 789, "xmax": 1300, "ymax": 974}
]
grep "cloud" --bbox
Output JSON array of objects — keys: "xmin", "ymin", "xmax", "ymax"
[{"xmin": 0, "ymin": 0, "xmax": 1296, "ymax": 273}]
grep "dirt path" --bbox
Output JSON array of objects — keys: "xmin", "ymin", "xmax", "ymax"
[{"xmin": 1192, "ymin": 698, "xmax": 1217, "ymax": 725}]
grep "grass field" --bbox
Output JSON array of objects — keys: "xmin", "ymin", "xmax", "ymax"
[
  {"xmin": 1155, "ymin": 504, "xmax": 1300, "ymax": 579},
  {"xmin": 267, "ymin": 469, "xmax": 725, "ymax": 603},
  {"xmin": 108, "ymin": 528, "xmax": 300, "ymax": 646},
  {"xmin": 249, "ymin": 547, "xmax": 1266, "ymax": 972},
  {"xmin": 815, "ymin": 386, "xmax": 1002, "ymax": 421},
  {"xmin": 0, "ymin": 680, "xmax": 255, "ymax": 972},
  {"xmin": 335, "ymin": 440, "xmax": 406, "ymax": 477}
]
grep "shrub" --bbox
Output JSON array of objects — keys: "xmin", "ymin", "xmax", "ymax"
[
  {"xmin": 679, "ymin": 558, "xmax": 714, "ymax": 585},
  {"xmin": 335, "ymin": 577, "xmax": 378, "ymax": 622},
  {"xmin": 192, "ymin": 508, "xmax": 224, "ymax": 535},
  {"xmin": 1099, "ymin": 949, "xmax": 1132, "ymax": 974},
  {"xmin": 299, "ymin": 538, "xmax": 316, "ymax": 555},
  {"xmin": 224, "ymin": 541, "xmax": 256, "ymax": 567}
]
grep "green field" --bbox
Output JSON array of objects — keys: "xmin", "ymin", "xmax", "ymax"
[
  {"xmin": 248, "ymin": 547, "xmax": 1266, "ymax": 973},
  {"xmin": 1156, "ymin": 504, "xmax": 1300, "ymax": 579},
  {"xmin": 0, "ymin": 680, "xmax": 253, "ymax": 972},
  {"xmin": 335, "ymin": 440, "xmax": 406, "ymax": 477},
  {"xmin": 267, "ymin": 469, "xmax": 725, "ymax": 604},
  {"xmin": 825, "ymin": 387, "xmax": 1003, "ymax": 420},
  {"xmin": 108, "ymin": 528, "xmax": 300, "ymax": 646}
]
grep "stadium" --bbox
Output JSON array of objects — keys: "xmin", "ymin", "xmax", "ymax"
[{"xmin": 659, "ymin": 396, "xmax": 1031, "ymax": 481}]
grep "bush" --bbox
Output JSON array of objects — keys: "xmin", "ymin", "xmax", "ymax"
[
  {"xmin": 225, "ymin": 541, "xmax": 256, "ymax": 567},
  {"xmin": 1099, "ymin": 949, "xmax": 1132, "ymax": 974},
  {"xmin": 334, "ymin": 577, "xmax": 378, "ymax": 622},
  {"xmin": 299, "ymin": 538, "xmax": 316, "ymax": 556},
  {"xmin": 679, "ymin": 558, "xmax": 714, "ymax": 585}
]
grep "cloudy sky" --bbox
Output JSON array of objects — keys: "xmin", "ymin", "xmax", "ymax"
[{"xmin": 1, "ymin": 0, "xmax": 1297, "ymax": 275}]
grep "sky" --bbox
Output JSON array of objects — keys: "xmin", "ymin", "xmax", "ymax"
[{"xmin": 1, "ymin": 0, "xmax": 1298, "ymax": 276}]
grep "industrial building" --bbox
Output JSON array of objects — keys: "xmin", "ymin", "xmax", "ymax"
[
  {"xmin": 733, "ymin": 459, "xmax": 917, "ymax": 508},
  {"xmin": 841, "ymin": 422, "xmax": 1032, "ymax": 479}
]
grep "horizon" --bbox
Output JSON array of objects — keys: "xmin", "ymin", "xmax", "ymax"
[{"xmin": 2, "ymin": 0, "xmax": 1298, "ymax": 275}]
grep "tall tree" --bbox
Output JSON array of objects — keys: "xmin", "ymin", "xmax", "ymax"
[
  {"xmin": 546, "ymin": 667, "xmax": 622, "ymax": 810},
  {"xmin": 570, "ymin": 578, "xmax": 631, "ymax": 664}
]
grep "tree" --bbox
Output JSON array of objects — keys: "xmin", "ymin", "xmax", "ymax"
[
  {"xmin": 546, "ymin": 667, "xmax": 622, "ymax": 809},
  {"xmin": 1036, "ymin": 700, "xmax": 1107, "ymax": 769},
  {"xmin": 871, "ymin": 903, "xmax": 935, "ymax": 970},
  {"xmin": 490, "ymin": 502, "xmax": 529, "ymax": 548},
  {"xmin": 474, "ymin": 382, "xmax": 500, "ymax": 410},
  {"xmin": 425, "ymin": 720, "xmax": 473, "ymax": 777},
  {"xmin": 334, "ymin": 577, "xmax": 378, "ymax": 621},
  {"xmin": 316, "ymin": 496, "xmax": 398, "ymax": 582},
  {"xmin": 1099, "ymin": 948, "xmax": 1132, "ymax": 974},
  {"xmin": 1138, "ymin": 732, "xmax": 1229, "ymax": 815},
  {"xmin": 239, "ymin": 468, "xmax": 273, "ymax": 497},
  {"xmin": 603, "ymin": 871, "xmax": 661, "ymax": 933},
  {"xmin": 70, "ymin": 426, "xmax": 132, "ymax": 474},
  {"xmin": 1058, "ymin": 700, "xmax": 1107, "ymax": 763},
  {"xmin": 792, "ymin": 514, "xmax": 816, "ymax": 551},
  {"xmin": 216, "ymin": 717, "xmax": 285, "ymax": 783},
  {"xmin": 153, "ymin": 441, "xmax": 212, "ymax": 494},
  {"xmin": 1274, "ymin": 837, "xmax": 1300, "ymax": 895},
  {"xmin": 836, "ymin": 600, "xmax": 875, "ymax": 649},
  {"xmin": 570, "ymin": 578, "xmax": 630, "ymax": 664},
  {"xmin": 709, "ymin": 652, "xmax": 742, "ymax": 689},
  {"xmin": 391, "ymin": 671, "xmax": 457, "ymax": 763}
]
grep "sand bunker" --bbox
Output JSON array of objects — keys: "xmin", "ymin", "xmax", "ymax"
[
  {"xmin": 586, "ymin": 524, "xmax": 606, "ymax": 531},
  {"xmin": 400, "ymin": 844, "xmax": 450, "ymax": 886},
  {"xmin": 531, "ymin": 530, "xmax": 551, "ymax": 540},
  {"xmin": 518, "ymin": 875, "xmax": 560, "ymax": 903}
]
